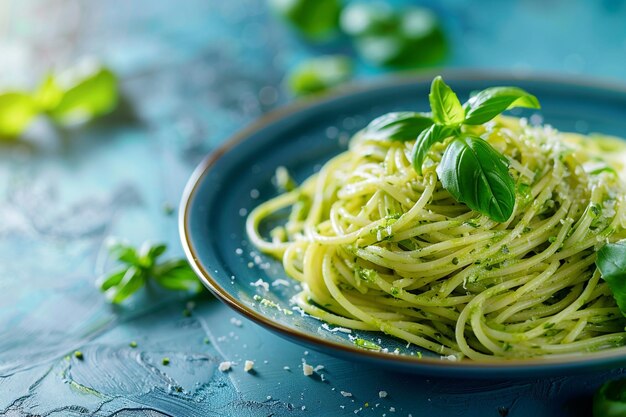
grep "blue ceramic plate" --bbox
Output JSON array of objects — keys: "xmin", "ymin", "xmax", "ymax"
[{"xmin": 180, "ymin": 72, "xmax": 626, "ymax": 377}]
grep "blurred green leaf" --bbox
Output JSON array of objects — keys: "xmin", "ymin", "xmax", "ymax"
[
  {"xmin": 269, "ymin": 0, "xmax": 341, "ymax": 40},
  {"xmin": 0, "ymin": 92, "xmax": 38, "ymax": 139},
  {"xmin": 104, "ymin": 266, "xmax": 145, "ymax": 304},
  {"xmin": 49, "ymin": 63, "xmax": 118, "ymax": 125},
  {"xmin": 288, "ymin": 55, "xmax": 353, "ymax": 96},
  {"xmin": 153, "ymin": 259, "xmax": 203, "ymax": 292},
  {"xmin": 340, "ymin": 2, "xmax": 396, "ymax": 37},
  {"xmin": 341, "ymin": 4, "xmax": 447, "ymax": 68},
  {"xmin": 34, "ymin": 74, "xmax": 63, "ymax": 112},
  {"xmin": 96, "ymin": 268, "xmax": 126, "ymax": 291}
]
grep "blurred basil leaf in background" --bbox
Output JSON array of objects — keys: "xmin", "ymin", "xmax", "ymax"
[
  {"xmin": 48, "ymin": 61, "xmax": 119, "ymax": 125},
  {"xmin": 287, "ymin": 55, "xmax": 353, "ymax": 96},
  {"xmin": 269, "ymin": 0, "xmax": 341, "ymax": 40},
  {"xmin": 340, "ymin": 3, "xmax": 447, "ymax": 67},
  {"xmin": 0, "ymin": 60, "xmax": 119, "ymax": 140},
  {"xmin": 0, "ymin": 92, "xmax": 38, "ymax": 139}
]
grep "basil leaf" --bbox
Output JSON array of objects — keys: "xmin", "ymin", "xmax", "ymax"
[
  {"xmin": 147, "ymin": 243, "xmax": 167, "ymax": 261},
  {"xmin": 437, "ymin": 135, "xmax": 515, "ymax": 222},
  {"xmin": 429, "ymin": 76, "xmax": 464, "ymax": 126},
  {"xmin": 464, "ymin": 87, "xmax": 540, "ymax": 125},
  {"xmin": 269, "ymin": 0, "xmax": 341, "ymax": 40},
  {"xmin": 361, "ymin": 112, "xmax": 433, "ymax": 142},
  {"xmin": 596, "ymin": 241, "xmax": 626, "ymax": 317},
  {"xmin": 0, "ymin": 92, "xmax": 38, "ymax": 138},
  {"xmin": 96, "ymin": 269, "xmax": 126, "ymax": 291},
  {"xmin": 341, "ymin": 4, "xmax": 447, "ymax": 68},
  {"xmin": 105, "ymin": 266, "xmax": 145, "ymax": 304},
  {"xmin": 411, "ymin": 124, "xmax": 454, "ymax": 174},
  {"xmin": 593, "ymin": 378, "xmax": 626, "ymax": 417},
  {"xmin": 34, "ymin": 74, "xmax": 63, "ymax": 112},
  {"xmin": 287, "ymin": 55, "xmax": 353, "ymax": 96},
  {"xmin": 153, "ymin": 259, "xmax": 203, "ymax": 292},
  {"xmin": 108, "ymin": 241, "xmax": 140, "ymax": 265},
  {"xmin": 50, "ymin": 64, "xmax": 118, "ymax": 125}
]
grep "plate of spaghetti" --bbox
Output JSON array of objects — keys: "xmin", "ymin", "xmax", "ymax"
[{"xmin": 181, "ymin": 72, "xmax": 626, "ymax": 376}]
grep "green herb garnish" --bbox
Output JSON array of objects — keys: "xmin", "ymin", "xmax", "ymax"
[
  {"xmin": 593, "ymin": 378, "xmax": 626, "ymax": 417},
  {"xmin": 437, "ymin": 134, "xmax": 516, "ymax": 223},
  {"xmin": 596, "ymin": 240, "xmax": 626, "ymax": 317},
  {"xmin": 0, "ymin": 61, "xmax": 118, "ymax": 139},
  {"xmin": 129, "ymin": 341, "xmax": 138, "ymax": 348},
  {"xmin": 354, "ymin": 338, "xmax": 382, "ymax": 351},
  {"xmin": 366, "ymin": 75, "xmax": 539, "ymax": 222},
  {"xmin": 287, "ymin": 55, "xmax": 353, "ymax": 96},
  {"xmin": 269, "ymin": 0, "xmax": 341, "ymax": 40},
  {"xmin": 162, "ymin": 357, "xmax": 170, "ymax": 366},
  {"xmin": 97, "ymin": 240, "xmax": 202, "ymax": 304},
  {"xmin": 362, "ymin": 112, "xmax": 433, "ymax": 142},
  {"xmin": 74, "ymin": 351, "xmax": 84, "ymax": 360},
  {"xmin": 340, "ymin": 4, "xmax": 446, "ymax": 68},
  {"xmin": 0, "ymin": 93, "xmax": 38, "ymax": 138}
]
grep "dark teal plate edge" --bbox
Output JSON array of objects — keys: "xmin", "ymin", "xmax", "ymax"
[{"xmin": 180, "ymin": 70, "xmax": 626, "ymax": 378}]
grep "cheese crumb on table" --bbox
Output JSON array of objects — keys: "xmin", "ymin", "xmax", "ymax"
[
  {"xmin": 379, "ymin": 391, "xmax": 388, "ymax": 398},
  {"xmin": 244, "ymin": 360, "xmax": 254, "ymax": 372},
  {"xmin": 302, "ymin": 363, "xmax": 314, "ymax": 376},
  {"xmin": 218, "ymin": 361, "xmax": 232, "ymax": 372}
]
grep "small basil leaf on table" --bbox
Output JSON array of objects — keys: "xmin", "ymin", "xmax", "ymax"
[
  {"xmin": 96, "ymin": 269, "xmax": 127, "ymax": 291},
  {"xmin": 98, "ymin": 241, "xmax": 203, "ymax": 304},
  {"xmin": 153, "ymin": 259, "xmax": 204, "ymax": 292},
  {"xmin": 0, "ymin": 92, "xmax": 38, "ymax": 138},
  {"xmin": 463, "ymin": 86, "xmax": 540, "ymax": 125},
  {"xmin": 105, "ymin": 266, "xmax": 145, "ymax": 304},
  {"xmin": 437, "ymin": 135, "xmax": 515, "ymax": 222},
  {"xmin": 596, "ymin": 241, "xmax": 626, "ymax": 317},
  {"xmin": 361, "ymin": 112, "xmax": 433, "ymax": 142},
  {"xmin": 429, "ymin": 76, "xmax": 465, "ymax": 126},
  {"xmin": 593, "ymin": 378, "xmax": 626, "ymax": 417},
  {"xmin": 411, "ymin": 124, "xmax": 455, "ymax": 174}
]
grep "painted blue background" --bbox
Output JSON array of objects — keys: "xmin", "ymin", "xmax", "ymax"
[{"xmin": 1, "ymin": 1, "xmax": 626, "ymax": 416}]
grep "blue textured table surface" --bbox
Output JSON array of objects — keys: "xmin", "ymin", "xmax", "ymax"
[{"xmin": 2, "ymin": 1, "xmax": 626, "ymax": 416}]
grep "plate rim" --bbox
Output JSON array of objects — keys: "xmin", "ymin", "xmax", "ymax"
[{"xmin": 180, "ymin": 69, "xmax": 626, "ymax": 373}]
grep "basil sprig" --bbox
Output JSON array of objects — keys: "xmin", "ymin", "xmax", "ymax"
[
  {"xmin": 97, "ymin": 240, "xmax": 202, "ymax": 304},
  {"xmin": 437, "ymin": 135, "xmax": 516, "ymax": 223},
  {"xmin": 361, "ymin": 111, "xmax": 433, "ymax": 142},
  {"xmin": 596, "ymin": 241, "xmax": 626, "ymax": 317},
  {"xmin": 366, "ymin": 75, "xmax": 539, "ymax": 222}
]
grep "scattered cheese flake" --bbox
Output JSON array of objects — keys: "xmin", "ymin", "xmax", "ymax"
[
  {"xmin": 283, "ymin": 366, "xmax": 291, "ymax": 371},
  {"xmin": 389, "ymin": 407, "xmax": 395, "ymax": 412},
  {"xmin": 321, "ymin": 323, "xmax": 352, "ymax": 334},
  {"xmin": 379, "ymin": 391, "xmax": 388, "ymax": 398},
  {"xmin": 340, "ymin": 391, "xmax": 353, "ymax": 397},
  {"xmin": 303, "ymin": 363, "xmax": 314, "ymax": 376},
  {"xmin": 235, "ymin": 248, "xmax": 243, "ymax": 255},
  {"xmin": 244, "ymin": 360, "xmax": 254, "ymax": 372},
  {"xmin": 271, "ymin": 279, "xmax": 291, "ymax": 287},
  {"xmin": 314, "ymin": 365, "xmax": 325, "ymax": 372},
  {"xmin": 218, "ymin": 361, "xmax": 232, "ymax": 372},
  {"xmin": 250, "ymin": 279, "xmax": 270, "ymax": 291},
  {"xmin": 230, "ymin": 317, "xmax": 243, "ymax": 327}
]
